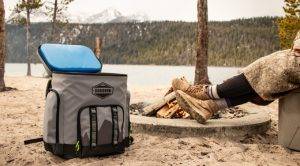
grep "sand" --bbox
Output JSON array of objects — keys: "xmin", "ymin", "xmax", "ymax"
[{"xmin": 0, "ymin": 76, "xmax": 300, "ymax": 166}]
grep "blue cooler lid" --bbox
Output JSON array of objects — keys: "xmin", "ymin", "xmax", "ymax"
[{"xmin": 38, "ymin": 44, "xmax": 102, "ymax": 74}]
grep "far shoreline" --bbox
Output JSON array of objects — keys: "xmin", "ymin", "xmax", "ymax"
[{"xmin": 5, "ymin": 63, "xmax": 243, "ymax": 68}]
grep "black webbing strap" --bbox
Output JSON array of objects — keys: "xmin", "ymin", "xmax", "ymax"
[
  {"xmin": 129, "ymin": 136, "xmax": 134, "ymax": 145},
  {"xmin": 24, "ymin": 137, "xmax": 43, "ymax": 145},
  {"xmin": 111, "ymin": 106, "xmax": 119, "ymax": 145},
  {"xmin": 45, "ymin": 79, "xmax": 52, "ymax": 98},
  {"xmin": 89, "ymin": 107, "xmax": 97, "ymax": 148}
]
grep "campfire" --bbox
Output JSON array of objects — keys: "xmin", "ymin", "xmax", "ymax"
[
  {"xmin": 130, "ymin": 88, "xmax": 248, "ymax": 120},
  {"xmin": 141, "ymin": 90, "xmax": 190, "ymax": 119}
]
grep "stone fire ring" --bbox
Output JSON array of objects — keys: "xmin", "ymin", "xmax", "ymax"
[{"xmin": 130, "ymin": 109, "xmax": 271, "ymax": 137}]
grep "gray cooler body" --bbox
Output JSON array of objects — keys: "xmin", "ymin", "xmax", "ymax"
[
  {"xmin": 279, "ymin": 89, "xmax": 300, "ymax": 151},
  {"xmin": 43, "ymin": 73, "xmax": 131, "ymax": 158}
]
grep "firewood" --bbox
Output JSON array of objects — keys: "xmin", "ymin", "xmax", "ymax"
[
  {"xmin": 157, "ymin": 103, "xmax": 180, "ymax": 118},
  {"xmin": 177, "ymin": 110, "xmax": 190, "ymax": 119},
  {"xmin": 165, "ymin": 87, "xmax": 174, "ymax": 96},
  {"xmin": 171, "ymin": 106, "xmax": 190, "ymax": 119},
  {"xmin": 182, "ymin": 112, "xmax": 190, "ymax": 119},
  {"xmin": 142, "ymin": 92, "xmax": 176, "ymax": 116},
  {"xmin": 156, "ymin": 104, "xmax": 171, "ymax": 118}
]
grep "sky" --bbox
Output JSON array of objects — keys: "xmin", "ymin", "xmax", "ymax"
[{"xmin": 4, "ymin": 0, "xmax": 285, "ymax": 21}]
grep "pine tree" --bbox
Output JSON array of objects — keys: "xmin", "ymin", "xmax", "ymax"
[
  {"xmin": 45, "ymin": 0, "xmax": 74, "ymax": 42},
  {"xmin": 0, "ymin": 0, "xmax": 5, "ymax": 91},
  {"xmin": 278, "ymin": 0, "xmax": 300, "ymax": 49},
  {"xmin": 12, "ymin": 0, "xmax": 43, "ymax": 76}
]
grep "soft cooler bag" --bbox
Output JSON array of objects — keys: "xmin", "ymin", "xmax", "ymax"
[
  {"xmin": 44, "ymin": 73, "xmax": 131, "ymax": 158},
  {"xmin": 26, "ymin": 44, "xmax": 132, "ymax": 159}
]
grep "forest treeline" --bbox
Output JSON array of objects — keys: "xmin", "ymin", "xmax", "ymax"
[{"xmin": 6, "ymin": 17, "xmax": 280, "ymax": 67}]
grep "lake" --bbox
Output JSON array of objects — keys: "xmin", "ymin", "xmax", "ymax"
[{"xmin": 5, "ymin": 63, "xmax": 241, "ymax": 87}]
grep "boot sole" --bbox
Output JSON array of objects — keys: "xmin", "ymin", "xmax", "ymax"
[{"xmin": 175, "ymin": 91, "xmax": 206, "ymax": 124}]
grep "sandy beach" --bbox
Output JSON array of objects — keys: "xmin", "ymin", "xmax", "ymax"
[{"xmin": 0, "ymin": 76, "xmax": 300, "ymax": 166}]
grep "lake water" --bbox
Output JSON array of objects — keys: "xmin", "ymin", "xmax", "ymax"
[{"xmin": 5, "ymin": 63, "xmax": 241, "ymax": 87}]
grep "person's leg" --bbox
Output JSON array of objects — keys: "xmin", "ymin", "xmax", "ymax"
[
  {"xmin": 250, "ymin": 96, "xmax": 274, "ymax": 106},
  {"xmin": 207, "ymin": 74, "xmax": 256, "ymax": 99},
  {"xmin": 224, "ymin": 93, "xmax": 258, "ymax": 107},
  {"xmin": 173, "ymin": 73, "xmax": 274, "ymax": 106},
  {"xmin": 174, "ymin": 74, "xmax": 274, "ymax": 124},
  {"xmin": 172, "ymin": 74, "xmax": 255, "ymax": 100},
  {"xmin": 207, "ymin": 73, "xmax": 274, "ymax": 106}
]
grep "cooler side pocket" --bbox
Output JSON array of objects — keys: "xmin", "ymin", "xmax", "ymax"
[{"xmin": 43, "ymin": 90, "xmax": 60, "ymax": 144}]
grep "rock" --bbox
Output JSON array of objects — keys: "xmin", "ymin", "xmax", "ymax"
[
  {"xmin": 178, "ymin": 140, "xmax": 189, "ymax": 145},
  {"xmin": 201, "ymin": 151, "xmax": 210, "ymax": 156},
  {"xmin": 200, "ymin": 143, "xmax": 211, "ymax": 148},
  {"xmin": 129, "ymin": 102, "xmax": 149, "ymax": 115}
]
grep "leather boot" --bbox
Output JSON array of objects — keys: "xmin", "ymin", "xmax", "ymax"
[
  {"xmin": 172, "ymin": 78, "xmax": 210, "ymax": 100},
  {"xmin": 175, "ymin": 90, "xmax": 220, "ymax": 124}
]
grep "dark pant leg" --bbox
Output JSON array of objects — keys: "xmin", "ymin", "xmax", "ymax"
[
  {"xmin": 250, "ymin": 96, "xmax": 274, "ymax": 106},
  {"xmin": 225, "ymin": 94, "xmax": 274, "ymax": 107},
  {"xmin": 225, "ymin": 94, "xmax": 257, "ymax": 107},
  {"xmin": 217, "ymin": 74, "xmax": 256, "ymax": 98},
  {"xmin": 217, "ymin": 74, "xmax": 274, "ymax": 107}
]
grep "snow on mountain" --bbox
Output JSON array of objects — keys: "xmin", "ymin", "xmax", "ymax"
[
  {"xmin": 67, "ymin": 12, "xmax": 91, "ymax": 23},
  {"xmin": 7, "ymin": 8, "xmax": 149, "ymax": 24},
  {"xmin": 7, "ymin": 11, "xmax": 50, "ymax": 23},
  {"xmin": 69, "ymin": 8, "xmax": 149, "ymax": 23},
  {"xmin": 127, "ymin": 12, "xmax": 149, "ymax": 22},
  {"xmin": 84, "ymin": 8, "xmax": 122, "ymax": 23}
]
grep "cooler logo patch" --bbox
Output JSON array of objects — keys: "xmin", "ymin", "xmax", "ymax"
[{"xmin": 92, "ymin": 82, "xmax": 114, "ymax": 99}]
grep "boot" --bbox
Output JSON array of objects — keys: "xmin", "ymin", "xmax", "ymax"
[
  {"xmin": 165, "ymin": 77, "xmax": 189, "ymax": 96},
  {"xmin": 172, "ymin": 78, "xmax": 210, "ymax": 100},
  {"xmin": 175, "ymin": 90, "xmax": 220, "ymax": 124}
]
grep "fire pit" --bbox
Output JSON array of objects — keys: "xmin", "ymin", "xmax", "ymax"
[
  {"xmin": 129, "ymin": 92, "xmax": 271, "ymax": 137},
  {"xmin": 130, "ymin": 102, "xmax": 248, "ymax": 120}
]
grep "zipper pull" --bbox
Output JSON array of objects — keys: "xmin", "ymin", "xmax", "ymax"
[{"xmin": 75, "ymin": 140, "xmax": 80, "ymax": 152}]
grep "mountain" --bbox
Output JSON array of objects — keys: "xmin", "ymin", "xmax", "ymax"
[
  {"xmin": 70, "ymin": 8, "xmax": 149, "ymax": 23},
  {"xmin": 7, "ymin": 8, "xmax": 149, "ymax": 24},
  {"xmin": 6, "ymin": 17, "xmax": 280, "ymax": 67},
  {"xmin": 126, "ymin": 12, "xmax": 149, "ymax": 22},
  {"xmin": 84, "ymin": 8, "xmax": 122, "ymax": 23},
  {"xmin": 67, "ymin": 12, "xmax": 91, "ymax": 23}
]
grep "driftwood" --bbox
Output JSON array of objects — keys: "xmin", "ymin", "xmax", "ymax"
[
  {"xmin": 142, "ymin": 92, "xmax": 176, "ymax": 116},
  {"xmin": 157, "ymin": 103, "xmax": 180, "ymax": 118}
]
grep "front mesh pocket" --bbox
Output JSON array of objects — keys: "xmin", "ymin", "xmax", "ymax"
[{"xmin": 78, "ymin": 106, "xmax": 124, "ymax": 147}]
